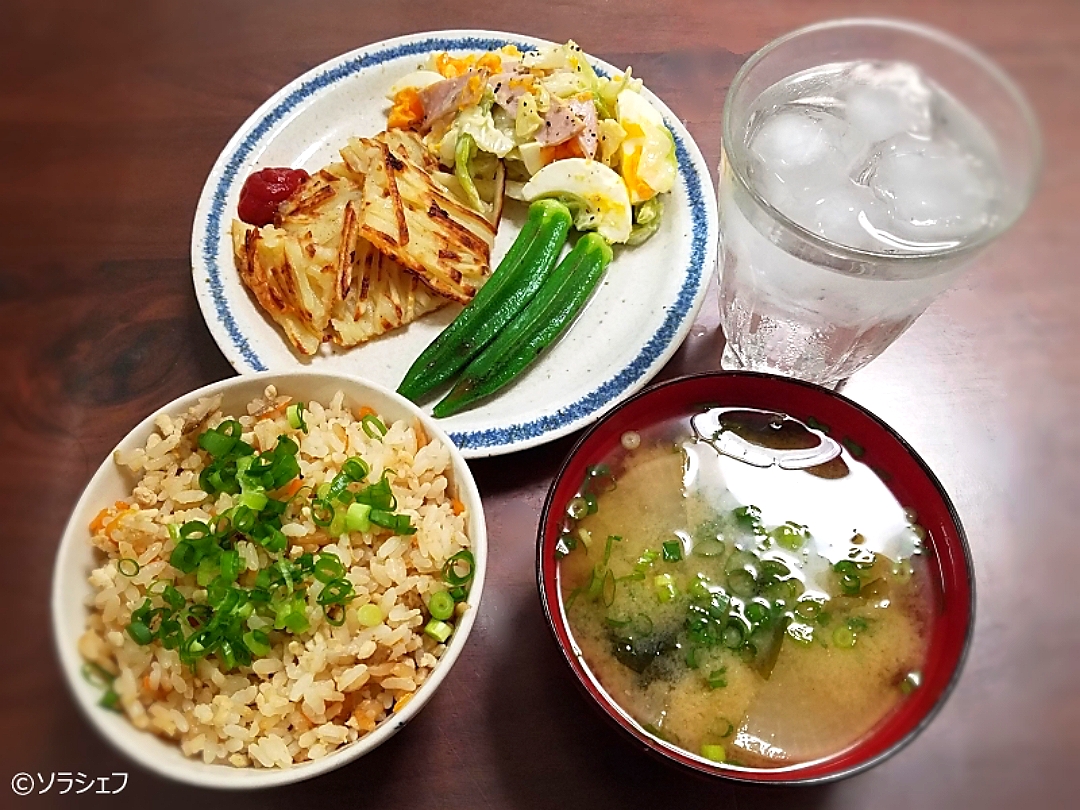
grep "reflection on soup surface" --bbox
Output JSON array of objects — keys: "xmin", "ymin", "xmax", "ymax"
[{"xmin": 558, "ymin": 409, "xmax": 931, "ymax": 767}]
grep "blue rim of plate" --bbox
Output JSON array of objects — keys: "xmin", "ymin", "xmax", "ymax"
[{"xmin": 196, "ymin": 32, "xmax": 715, "ymax": 453}]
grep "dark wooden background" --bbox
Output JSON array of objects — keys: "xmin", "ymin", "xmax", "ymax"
[{"xmin": 2, "ymin": 1, "xmax": 1077, "ymax": 807}]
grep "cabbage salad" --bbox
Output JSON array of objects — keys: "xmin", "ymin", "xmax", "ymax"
[{"xmin": 385, "ymin": 41, "xmax": 677, "ymax": 245}]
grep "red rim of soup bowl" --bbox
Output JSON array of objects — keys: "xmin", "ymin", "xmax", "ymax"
[{"xmin": 535, "ymin": 372, "xmax": 975, "ymax": 785}]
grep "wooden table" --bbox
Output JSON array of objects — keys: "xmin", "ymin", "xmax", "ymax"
[{"xmin": 3, "ymin": 1, "xmax": 1077, "ymax": 807}]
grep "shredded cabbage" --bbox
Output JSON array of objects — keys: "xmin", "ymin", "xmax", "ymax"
[
  {"xmin": 597, "ymin": 69, "xmax": 644, "ymax": 114},
  {"xmin": 515, "ymin": 94, "xmax": 544, "ymax": 139}
]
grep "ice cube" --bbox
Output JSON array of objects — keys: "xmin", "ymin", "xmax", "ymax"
[
  {"xmin": 750, "ymin": 110, "xmax": 840, "ymax": 170},
  {"xmin": 867, "ymin": 133, "xmax": 996, "ymax": 244},
  {"xmin": 805, "ymin": 185, "xmax": 886, "ymax": 251},
  {"xmin": 843, "ymin": 62, "xmax": 933, "ymax": 143}
]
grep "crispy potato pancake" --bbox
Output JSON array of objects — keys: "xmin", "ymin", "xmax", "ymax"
[
  {"xmin": 342, "ymin": 134, "xmax": 497, "ymax": 304},
  {"xmin": 233, "ymin": 130, "xmax": 498, "ymax": 354},
  {"xmin": 331, "ymin": 238, "xmax": 449, "ymax": 347}
]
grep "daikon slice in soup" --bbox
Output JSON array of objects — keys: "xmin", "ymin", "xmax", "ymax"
[{"xmin": 556, "ymin": 407, "xmax": 932, "ymax": 768}]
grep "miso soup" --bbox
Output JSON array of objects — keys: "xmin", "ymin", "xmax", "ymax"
[{"xmin": 557, "ymin": 408, "xmax": 932, "ymax": 767}]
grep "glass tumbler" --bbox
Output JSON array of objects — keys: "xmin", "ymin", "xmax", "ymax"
[{"xmin": 717, "ymin": 18, "xmax": 1041, "ymax": 386}]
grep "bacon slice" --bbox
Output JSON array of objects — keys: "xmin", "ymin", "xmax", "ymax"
[{"xmin": 535, "ymin": 97, "xmax": 586, "ymax": 146}]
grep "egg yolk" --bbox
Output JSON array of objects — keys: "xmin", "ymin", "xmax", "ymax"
[
  {"xmin": 387, "ymin": 88, "xmax": 424, "ymax": 130},
  {"xmin": 620, "ymin": 122, "xmax": 656, "ymax": 202},
  {"xmin": 434, "ymin": 52, "xmax": 502, "ymax": 78}
]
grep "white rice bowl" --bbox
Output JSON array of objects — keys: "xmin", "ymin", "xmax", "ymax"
[{"xmin": 52, "ymin": 372, "xmax": 486, "ymax": 789}]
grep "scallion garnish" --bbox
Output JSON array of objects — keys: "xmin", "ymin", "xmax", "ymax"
[
  {"xmin": 356, "ymin": 603, "xmax": 383, "ymax": 627},
  {"xmin": 346, "ymin": 502, "xmax": 372, "ymax": 533},
  {"xmin": 707, "ymin": 667, "xmax": 728, "ymax": 689},
  {"xmin": 424, "ymin": 618, "xmax": 453, "ymax": 643},
  {"xmin": 286, "ymin": 402, "xmax": 308, "ymax": 432},
  {"xmin": 117, "ymin": 558, "xmax": 140, "ymax": 577},
  {"xmin": 428, "ymin": 590, "xmax": 455, "ymax": 620},
  {"xmin": 443, "ymin": 550, "xmax": 475, "ymax": 587},
  {"xmin": 361, "ymin": 414, "xmax": 388, "ymax": 439}
]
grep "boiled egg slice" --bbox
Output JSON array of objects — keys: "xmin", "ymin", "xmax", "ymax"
[
  {"xmin": 616, "ymin": 90, "xmax": 676, "ymax": 204},
  {"xmin": 521, "ymin": 158, "xmax": 633, "ymax": 244}
]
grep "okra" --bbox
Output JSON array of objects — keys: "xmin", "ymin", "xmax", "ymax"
[
  {"xmin": 397, "ymin": 199, "xmax": 572, "ymax": 402},
  {"xmin": 433, "ymin": 232, "xmax": 613, "ymax": 417}
]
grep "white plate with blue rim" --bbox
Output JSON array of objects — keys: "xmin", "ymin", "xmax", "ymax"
[{"xmin": 191, "ymin": 30, "xmax": 718, "ymax": 458}]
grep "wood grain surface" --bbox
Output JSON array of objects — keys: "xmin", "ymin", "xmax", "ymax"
[{"xmin": 2, "ymin": 1, "xmax": 1077, "ymax": 807}]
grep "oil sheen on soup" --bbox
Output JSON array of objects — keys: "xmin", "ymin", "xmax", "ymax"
[{"xmin": 557, "ymin": 408, "xmax": 931, "ymax": 768}]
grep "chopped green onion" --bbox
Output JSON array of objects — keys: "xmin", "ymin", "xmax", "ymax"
[
  {"xmin": 839, "ymin": 572, "xmax": 862, "ymax": 596},
  {"xmin": 99, "ymin": 689, "xmax": 121, "ymax": 710},
  {"xmin": 601, "ymin": 535, "xmax": 620, "ymax": 568},
  {"xmin": 126, "ymin": 621, "xmax": 153, "ymax": 645},
  {"xmin": 324, "ymin": 604, "xmax": 347, "ymax": 626},
  {"xmin": 180, "ymin": 521, "xmax": 210, "ymax": 543},
  {"xmin": 443, "ymin": 550, "xmax": 475, "ymax": 587},
  {"xmin": 744, "ymin": 601, "xmax": 770, "ymax": 625},
  {"xmin": 356, "ymin": 603, "xmax": 383, "ymax": 627},
  {"xmin": 81, "ymin": 662, "xmax": 115, "ymax": 689},
  {"xmin": 196, "ymin": 557, "xmax": 218, "ymax": 587},
  {"xmin": 654, "ymin": 573, "xmax": 678, "ymax": 603},
  {"xmin": 428, "ymin": 590, "xmax": 455, "ymax": 620},
  {"xmin": 278, "ymin": 599, "xmax": 310, "ymax": 634},
  {"xmin": 727, "ymin": 569, "xmax": 757, "ymax": 598},
  {"xmin": 361, "ymin": 414, "xmax": 388, "ymax": 439},
  {"xmin": 566, "ymin": 496, "xmax": 589, "ymax": 520},
  {"xmin": 770, "ymin": 522, "xmax": 809, "ymax": 551},
  {"xmin": 198, "ymin": 427, "xmax": 237, "ymax": 459},
  {"xmin": 701, "ymin": 743, "xmax": 726, "ymax": 763},
  {"xmin": 313, "ymin": 553, "xmax": 345, "ymax": 584},
  {"xmin": 317, "ymin": 578, "xmax": 355, "ymax": 606},
  {"xmin": 231, "ymin": 505, "xmax": 256, "ymax": 533},
  {"xmin": 157, "ymin": 622, "xmax": 182, "ymax": 652},
  {"xmin": 370, "ymin": 509, "xmax": 415, "ymax": 535},
  {"xmin": 311, "ymin": 499, "xmax": 335, "ymax": 528},
  {"xmin": 341, "ymin": 457, "xmax": 369, "ymax": 481},
  {"xmin": 239, "ymin": 490, "xmax": 268, "ymax": 511},
  {"xmin": 286, "ymin": 402, "xmax": 308, "ymax": 432},
  {"xmin": 424, "ymin": 618, "xmax": 453, "ymax": 643},
  {"xmin": 732, "ymin": 505, "xmax": 763, "ymax": 530},
  {"xmin": 583, "ymin": 567, "xmax": 602, "ymax": 602},
  {"xmin": 707, "ymin": 667, "xmax": 728, "ymax": 689},
  {"xmin": 662, "ymin": 541, "xmax": 683, "ymax": 562},
  {"xmin": 219, "ymin": 549, "xmax": 241, "ymax": 583},
  {"xmin": 833, "ymin": 625, "xmax": 857, "ymax": 648},
  {"xmin": 346, "ymin": 502, "xmax": 372, "ymax": 533},
  {"xmin": 328, "ymin": 508, "xmax": 347, "ymax": 537},
  {"xmin": 117, "ymin": 558, "xmax": 140, "ymax": 577},
  {"xmin": 169, "ymin": 542, "xmax": 197, "ymax": 573},
  {"xmin": 602, "ymin": 570, "xmax": 616, "ymax": 607},
  {"xmin": 721, "ymin": 623, "xmax": 744, "ymax": 649}
]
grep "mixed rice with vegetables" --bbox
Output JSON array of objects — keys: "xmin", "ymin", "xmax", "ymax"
[{"xmin": 78, "ymin": 386, "xmax": 474, "ymax": 768}]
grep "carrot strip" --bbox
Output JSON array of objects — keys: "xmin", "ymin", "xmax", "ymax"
[
  {"xmin": 356, "ymin": 405, "xmax": 377, "ymax": 420},
  {"xmin": 275, "ymin": 477, "xmax": 304, "ymax": 500},
  {"xmin": 451, "ymin": 499, "xmax": 465, "ymax": 516},
  {"xmin": 89, "ymin": 507, "xmax": 111, "ymax": 534},
  {"xmin": 104, "ymin": 509, "xmax": 137, "ymax": 536}
]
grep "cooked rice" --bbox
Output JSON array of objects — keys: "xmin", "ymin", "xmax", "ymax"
[{"xmin": 78, "ymin": 386, "xmax": 470, "ymax": 768}]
